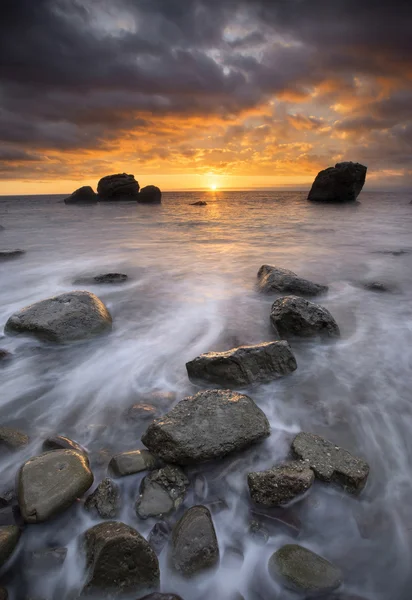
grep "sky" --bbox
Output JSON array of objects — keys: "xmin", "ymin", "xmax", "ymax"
[{"xmin": 0, "ymin": 0, "xmax": 411, "ymax": 193}]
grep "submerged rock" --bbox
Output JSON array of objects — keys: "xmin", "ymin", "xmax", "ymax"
[
  {"xmin": 292, "ymin": 432, "xmax": 369, "ymax": 494},
  {"xmin": 248, "ymin": 461, "xmax": 314, "ymax": 507},
  {"xmin": 270, "ymin": 296, "xmax": 340, "ymax": 339},
  {"xmin": 0, "ymin": 250, "xmax": 25, "ymax": 261},
  {"xmin": 109, "ymin": 450, "xmax": 160, "ymax": 477},
  {"xmin": 170, "ymin": 506, "xmax": 219, "ymax": 576},
  {"xmin": 257, "ymin": 265, "xmax": 328, "ymax": 297},
  {"xmin": 138, "ymin": 185, "xmax": 162, "ymax": 204},
  {"xmin": 142, "ymin": 389, "xmax": 270, "ymax": 465},
  {"xmin": 5, "ymin": 291, "xmax": 112, "ymax": 343},
  {"xmin": 18, "ymin": 450, "xmax": 93, "ymax": 523},
  {"xmin": 186, "ymin": 341, "xmax": 297, "ymax": 387},
  {"xmin": 147, "ymin": 520, "xmax": 171, "ymax": 556},
  {"xmin": 0, "ymin": 350, "xmax": 12, "ymax": 362},
  {"xmin": 64, "ymin": 186, "xmax": 97, "ymax": 204},
  {"xmin": 0, "ymin": 426, "xmax": 29, "ymax": 450},
  {"xmin": 85, "ymin": 478, "xmax": 120, "ymax": 519},
  {"xmin": 97, "ymin": 173, "xmax": 140, "ymax": 199},
  {"xmin": 83, "ymin": 521, "xmax": 159, "ymax": 595},
  {"xmin": 363, "ymin": 281, "xmax": 391, "ymax": 292},
  {"xmin": 269, "ymin": 544, "xmax": 342, "ymax": 593},
  {"xmin": 73, "ymin": 273, "xmax": 128, "ymax": 285},
  {"xmin": 0, "ymin": 525, "xmax": 21, "ymax": 567},
  {"xmin": 28, "ymin": 547, "xmax": 67, "ymax": 570},
  {"xmin": 42, "ymin": 435, "xmax": 87, "ymax": 461},
  {"xmin": 124, "ymin": 403, "xmax": 160, "ymax": 423},
  {"xmin": 308, "ymin": 161, "xmax": 367, "ymax": 202},
  {"xmin": 135, "ymin": 465, "xmax": 189, "ymax": 519}
]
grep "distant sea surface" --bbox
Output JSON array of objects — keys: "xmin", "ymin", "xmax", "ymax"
[{"xmin": 1, "ymin": 190, "xmax": 412, "ymax": 599}]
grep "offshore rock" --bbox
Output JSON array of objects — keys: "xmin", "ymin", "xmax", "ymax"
[
  {"xmin": 0, "ymin": 525, "xmax": 21, "ymax": 567},
  {"xmin": 308, "ymin": 161, "xmax": 367, "ymax": 202},
  {"xmin": 135, "ymin": 465, "xmax": 189, "ymax": 519},
  {"xmin": 109, "ymin": 450, "xmax": 160, "ymax": 477},
  {"xmin": 248, "ymin": 461, "xmax": 314, "ymax": 506},
  {"xmin": 270, "ymin": 296, "xmax": 340, "ymax": 339},
  {"xmin": 73, "ymin": 273, "xmax": 128, "ymax": 285},
  {"xmin": 138, "ymin": 185, "xmax": 162, "ymax": 204},
  {"xmin": 257, "ymin": 265, "xmax": 328, "ymax": 297},
  {"xmin": 64, "ymin": 186, "xmax": 97, "ymax": 204},
  {"xmin": 85, "ymin": 478, "xmax": 120, "ymax": 519},
  {"xmin": 97, "ymin": 173, "xmax": 140, "ymax": 199}
]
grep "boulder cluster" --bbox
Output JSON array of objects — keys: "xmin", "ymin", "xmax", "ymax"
[{"xmin": 64, "ymin": 173, "xmax": 162, "ymax": 204}]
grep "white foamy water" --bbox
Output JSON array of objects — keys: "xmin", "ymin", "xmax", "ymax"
[{"xmin": 0, "ymin": 190, "xmax": 412, "ymax": 599}]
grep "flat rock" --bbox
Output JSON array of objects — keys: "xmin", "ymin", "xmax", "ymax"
[
  {"xmin": 85, "ymin": 478, "xmax": 120, "ymax": 519},
  {"xmin": 97, "ymin": 173, "xmax": 140, "ymax": 199},
  {"xmin": 138, "ymin": 185, "xmax": 162, "ymax": 204},
  {"xmin": 269, "ymin": 544, "xmax": 342, "ymax": 593},
  {"xmin": 186, "ymin": 341, "xmax": 297, "ymax": 387},
  {"xmin": 18, "ymin": 449, "xmax": 94, "ymax": 523},
  {"xmin": 248, "ymin": 461, "xmax": 314, "ymax": 506},
  {"xmin": 0, "ymin": 525, "xmax": 21, "ymax": 567},
  {"xmin": 5, "ymin": 291, "xmax": 112, "ymax": 343},
  {"xmin": 42, "ymin": 435, "xmax": 88, "ymax": 461},
  {"xmin": 257, "ymin": 265, "xmax": 328, "ymax": 296},
  {"xmin": 109, "ymin": 450, "xmax": 160, "ymax": 477},
  {"xmin": 292, "ymin": 432, "xmax": 369, "ymax": 494},
  {"xmin": 308, "ymin": 161, "xmax": 367, "ymax": 202},
  {"xmin": 0, "ymin": 426, "xmax": 29, "ymax": 450},
  {"xmin": 270, "ymin": 296, "xmax": 340, "ymax": 339},
  {"xmin": 170, "ymin": 506, "xmax": 219, "ymax": 576},
  {"xmin": 141, "ymin": 389, "xmax": 270, "ymax": 465},
  {"xmin": 83, "ymin": 521, "xmax": 159, "ymax": 595},
  {"xmin": 0, "ymin": 250, "xmax": 25, "ymax": 261},
  {"xmin": 124, "ymin": 403, "xmax": 160, "ymax": 423},
  {"xmin": 73, "ymin": 273, "xmax": 128, "ymax": 285},
  {"xmin": 64, "ymin": 186, "xmax": 97, "ymax": 204},
  {"xmin": 135, "ymin": 465, "xmax": 189, "ymax": 519}
]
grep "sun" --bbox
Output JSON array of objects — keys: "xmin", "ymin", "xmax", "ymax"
[{"xmin": 210, "ymin": 184, "xmax": 217, "ymax": 190}]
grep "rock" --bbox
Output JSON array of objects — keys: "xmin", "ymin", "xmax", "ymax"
[
  {"xmin": 135, "ymin": 465, "xmax": 189, "ymax": 519},
  {"xmin": 138, "ymin": 185, "xmax": 162, "ymax": 204},
  {"xmin": 269, "ymin": 544, "xmax": 342, "ymax": 594},
  {"xmin": 97, "ymin": 173, "xmax": 140, "ymax": 199},
  {"xmin": 83, "ymin": 521, "xmax": 159, "ymax": 595},
  {"xmin": 270, "ymin": 296, "xmax": 340, "ymax": 339},
  {"xmin": 85, "ymin": 478, "xmax": 120, "ymax": 519},
  {"xmin": 109, "ymin": 450, "xmax": 160, "ymax": 477},
  {"xmin": 5, "ymin": 291, "xmax": 112, "ymax": 343},
  {"xmin": 147, "ymin": 521, "xmax": 171, "ymax": 556},
  {"xmin": 0, "ymin": 426, "xmax": 29, "ymax": 450},
  {"xmin": 190, "ymin": 201, "xmax": 207, "ymax": 206},
  {"xmin": 18, "ymin": 450, "xmax": 93, "ymax": 523},
  {"xmin": 308, "ymin": 162, "xmax": 367, "ymax": 202},
  {"xmin": 257, "ymin": 265, "xmax": 328, "ymax": 297},
  {"xmin": 64, "ymin": 186, "xmax": 97, "ymax": 205},
  {"xmin": 0, "ymin": 525, "xmax": 21, "ymax": 567},
  {"xmin": 73, "ymin": 273, "xmax": 128, "ymax": 285},
  {"xmin": 140, "ymin": 595, "xmax": 183, "ymax": 600},
  {"xmin": 124, "ymin": 403, "xmax": 160, "ymax": 423},
  {"xmin": 0, "ymin": 250, "xmax": 25, "ymax": 261},
  {"xmin": 248, "ymin": 461, "xmax": 314, "ymax": 507},
  {"xmin": 0, "ymin": 588, "xmax": 7, "ymax": 600},
  {"xmin": 0, "ymin": 350, "xmax": 12, "ymax": 362},
  {"xmin": 142, "ymin": 389, "xmax": 270, "ymax": 465},
  {"xmin": 42, "ymin": 435, "xmax": 88, "ymax": 461},
  {"xmin": 186, "ymin": 341, "xmax": 297, "ymax": 387},
  {"xmin": 363, "ymin": 281, "xmax": 391, "ymax": 292},
  {"xmin": 0, "ymin": 490, "xmax": 14, "ymax": 508},
  {"xmin": 28, "ymin": 547, "xmax": 67, "ymax": 569},
  {"xmin": 292, "ymin": 432, "xmax": 369, "ymax": 494},
  {"xmin": 170, "ymin": 506, "xmax": 219, "ymax": 576}
]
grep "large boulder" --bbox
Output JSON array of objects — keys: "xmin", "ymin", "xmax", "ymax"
[
  {"xmin": 83, "ymin": 521, "xmax": 159, "ymax": 595},
  {"xmin": 5, "ymin": 291, "xmax": 112, "ymax": 343},
  {"xmin": 292, "ymin": 432, "xmax": 369, "ymax": 494},
  {"xmin": 138, "ymin": 185, "xmax": 162, "ymax": 204},
  {"xmin": 17, "ymin": 450, "xmax": 93, "ymax": 523},
  {"xmin": 0, "ymin": 525, "xmax": 21, "ymax": 567},
  {"xmin": 141, "ymin": 389, "xmax": 270, "ymax": 465},
  {"xmin": 270, "ymin": 296, "xmax": 340, "ymax": 339},
  {"xmin": 186, "ymin": 341, "xmax": 297, "ymax": 387},
  {"xmin": 84, "ymin": 478, "xmax": 120, "ymax": 519},
  {"xmin": 135, "ymin": 465, "xmax": 189, "ymax": 519},
  {"xmin": 170, "ymin": 506, "xmax": 219, "ymax": 576},
  {"xmin": 308, "ymin": 161, "xmax": 367, "ymax": 202},
  {"xmin": 257, "ymin": 265, "xmax": 328, "ymax": 297},
  {"xmin": 64, "ymin": 186, "xmax": 97, "ymax": 205},
  {"xmin": 248, "ymin": 461, "xmax": 314, "ymax": 507},
  {"xmin": 97, "ymin": 173, "xmax": 140, "ymax": 199}
]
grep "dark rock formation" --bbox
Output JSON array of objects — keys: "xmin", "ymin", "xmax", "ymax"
[
  {"xmin": 186, "ymin": 341, "xmax": 297, "ymax": 387},
  {"xmin": 109, "ymin": 450, "xmax": 160, "ymax": 477},
  {"xmin": 85, "ymin": 478, "xmax": 120, "ymax": 519},
  {"xmin": 0, "ymin": 525, "xmax": 21, "ymax": 567},
  {"xmin": 135, "ymin": 465, "xmax": 188, "ymax": 519},
  {"xmin": 138, "ymin": 185, "xmax": 162, "ymax": 204},
  {"xmin": 0, "ymin": 426, "xmax": 29, "ymax": 450},
  {"xmin": 42, "ymin": 435, "xmax": 88, "ymax": 461},
  {"xmin": 0, "ymin": 250, "xmax": 25, "ymax": 261},
  {"xmin": 270, "ymin": 296, "xmax": 340, "ymax": 339},
  {"xmin": 97, "ymin": 173, "xmax": 140, "ymax": 199},
  {"xmin": 73, "ymin": 273, "xmax": 128, "ymax": 285},
  {"xmin": 64, "ymin": 186, "xmax": 97, "ymax": 205},
  {"xmin": 292, "ymin": 432, "xmax": 369, "ymax": 493},
  {"xmin": 308, "ymin": 161, "xmax": 367, "ymax": 202},
  {"xmin": 5, "ymin": 291, "xmax": 112, "ymax": 343},
  {"xmin": 248, "ymin": 461, "xmax": 314, "ymax": 506},
  {"xmin": 257, "ymin": 265, "xmax": 328, "ymax": 296},
  {"xmin": 190, "ymin": 201, "xmax": 207, "ymax": 206},
  {"xmin": 142, "ymin": 389, "xmax": 270, "ymax": 465}
]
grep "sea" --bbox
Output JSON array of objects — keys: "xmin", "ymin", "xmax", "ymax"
[{"xmin": 0, "ymin": 190, "xmax": 412, "ymax": 599}]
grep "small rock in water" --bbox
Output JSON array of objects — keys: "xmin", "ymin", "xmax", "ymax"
[
  {"xmin": 0, "ymin": 426, "xmax": 29, "ymax": 450},
  {"xmin": 83, "ymin": 521, "xmax": 159, "ymax": 595},
  {"xmin": 147, "ymin": 520, "xmax": 171, "ymax": 555},
  {"xmin": 109, "ymin": 449, "xmax": 160, "ymax": 477},
  {"xmin": 0, "ymin": 250, "xmax": 25, "ymax": 261},
  {"xmin": 268, "ymin": 544, "xmax": 342, "ymax": 593},
  {"xmin": 0, "ymin": 525, "xmax": 21, "ymax": 567},
  {"xmin": 85, "ymin": 478, "xmax": 120, "ymax": 519},
  {"xmin": 138, "ymin": 185, "xmax": 162, "ymax": 204},
  {"xmin": 257, "ymin": 265, "xmax": 328, "ymax": 296},
  {"xmin": 73, "ymin": 273, "xmax": 128, "ymax": 285},
  {"xmin": 308, "ymin": 161, "xmax": 367, "ymax": 202},
  {"xmin": 124, "ymin": 403, "xmax": 160, "ymax": 423},
  {"xmin": 136, "ymin": 465, "xmax": 189, "ymax": 519},
  {"xmin": 0, "ymin": 350, "xmax": 12, "ymax": 362},
  {"xmin": 292, "ymin": 432, "xmax": 369, "ymax": 494},
  {"xmin": 27, "ymin": 547, "xmax": 67, "ymax": 570},
  {"xmin": 248, "ymin": 461, "xmax": 314, "ymax": 507},
  {"xmin": 42, "ymin": 435, "xmax": 88, "ymax": 461},
  {"xmin": 186, "ymin": 341, "xmax": 297, "ymax": 387},
  {"xmin": 270, "ymin": 296, "xmax": 340, "ymax": 338},
  {"xmin": 18, "ymin": 450, "xmax": 93, "ymax": 523},
  {"xmin": 142, "ymin": 389, "xmax": 270, "ymax": 465},
  {"xmin": 170, "ymin": 506, "xmax": 219, "ymax": 576},
  {"xmin": 190, "ymin": 201, "xmax": 207, "ymax": 206},
  {"xmin": 363, "ymin": 281, "xmax": 391, "ymax": 292}
]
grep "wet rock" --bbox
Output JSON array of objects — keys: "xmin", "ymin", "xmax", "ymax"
[
  {"xmin": 124, "ymin": 403, "xmax": 160, "ymax": 424},
  {"xmin": 292, "ymin": 432, "xmax": 369, "ymax": 494},
  {"xmin": 83, "ymin": 521, "xmax": 159, "ymax": 595},
  {"xmin": 135, "ymin": 465, "xmax": 189, "ymax": 519},
  {"xmin": 0, "ymin": 350, "xmax": 12, "ymax": 362},
  {"xmin": 258, "ymin": 265, "xmax": 328, "ymax": 297},
  {"xmin": 363, "ymin": 281, "xmax": 391, "ymax": 292},
  {"xmin": 0, "ymin": 525, "xmax": 21, "ymax": 567},
  {"xmin": 109, "ymin": 450, "xmax": 160, "ymax": 477},
  {"xmin": 5, "ymin": 291, "xmax": 112, "ymax": 343},
  {"xmin": 270, "ymin": 296, "xmax": 340, "ymax": 339},
  {"xmin": 308, "ymin": 161, "xmax": 367, "ymax": 202},
  {"xmin": 138, "ymin": 185, "xmax": 162, "ymax": 204},
  {"xmin": 190, "ymin": 201, "xmax": 207, "ymax": 206},
  {"xmin": 142, "ymin": 389, "xmax": 270, "ymax": 465},
  {"xmin": 0, "ymin": 250, "xmax": 25, "ymax": 261},
  {"xmin": 64, "ymin": 186, "xmax": 97, "ymax": 204},
  {"xmin": 170, "ymin": 506, "xmax": 219, "ymax": 576},
  {"xmin": 186, "ymin": 341, "xmax": 297, "ymax": 387},
  {"xmin": 97, "ymin": 173, "xmax": 140, "ymax": 199},
  {"xmin": 248, "ymin": 461, "xmax": 314, "ymax": 506},
  {"xmin": 0, "ymin": 426, "xmax": 29, "ymax": 450},
  {"xmin": 18, "ymin": 450, "xmax": 94, "ymax": 523},
  {"xmin": 268, "ymin": 544, "xmax": 343, "ymax": 594},
  {"xmin": 28, "ymin": 547, "xmax": 67, "ymax": 569},
  {"xmin": 42, "ymin": 435, "xmax": 88, "ymax": 461},
  {"xmin": 147, "ymin": 520, "xmax": 171, "ymax": 555},
  {"xmin": 85, "ymin": 478, "xmax": 120, "ymax": 519},
  {"xmin": 73, "ymin": 273, "xmax": 128, "ymax": 286}
]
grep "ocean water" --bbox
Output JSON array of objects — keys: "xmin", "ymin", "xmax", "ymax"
[{"xmin": 0, "ymin": 190, "xmax": 412, "ymax": 599}]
